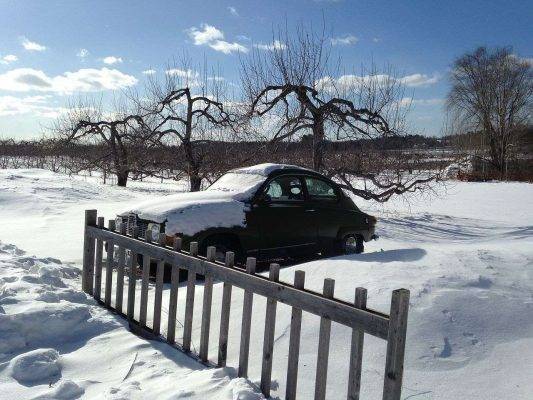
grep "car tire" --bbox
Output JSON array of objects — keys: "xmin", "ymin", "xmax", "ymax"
[{"xmin": 342, "ymin": 234, "xmax": 364, "ymax": 254}]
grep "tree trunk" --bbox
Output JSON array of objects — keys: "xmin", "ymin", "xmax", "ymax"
[
  {"xmin": 189, "ymin": 174, "xmax": 202, "ymax": 192},
  {"xmin": 116, "ymin": 168, "xmax": 129, "ymax": 187},
  {"xmin": 312, "ymin": 116, "xmax": 325, "ymax": 172}
]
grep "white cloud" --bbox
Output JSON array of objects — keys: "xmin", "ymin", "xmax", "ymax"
[
  {"xmin": 330, "ymin": 35, "xmax": 358, "ymax": 46},
  {"xmin": 0, "ymin": 54, "xmax": 18, "ymax": 64},
  {"xmin": 411, "ymin": 98, "xmax": 444, "ymax": 106},
  {"xmin": 77, "ymin": 48, "xmax": 89, "ymax": 59},
  {"xmin": 0, "ymin": 67, "xmax": 138, "ymax": 94},
  {"xmin": 399, "ymin": 73, "xmax": 439, "ymax": 87},
  {"xmin": 187, "ymin": 24, "xmax": 248, "ymax": 54},
  {"xmin": 0, "ymin": 95, "xmax": 67, "ymax": 118},
  {"xmin": 254, "ymin": 40, "xmax": 287, "ymax": 51},
  {"xmin": 372, "ymin": 37, "xmax": 381, "ymax": 43},
  {"xmin": 142, "ymin": 69, "xmax": 156, "ymax": 75},
  {"xmin": 102, "ymin": 56, "xmax": 123, "ymax": 65},
  {"xmin": 21, "ymin": 37, "xmax": 46, "ymax": 51},
  {"xmin": 165, "ymin": 68, "xmax": 198, "ymax": 78},
  {"xmin": 187, "ymin": 24, "xmax": 224, "ymax": 45},
  {"xmin": 210, "ymin": 40, "xmax": 248, "ymax": 54},
  {"xmin": 228, "ymin": 6, "xmax": 239, "ymax": 16},
  {"xmin": 316, "ymin": 72, "xmax": 439, "ymax": 92}
]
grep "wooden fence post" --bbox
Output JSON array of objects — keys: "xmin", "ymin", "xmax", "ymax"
[
  {"xmin": 183, "ymin": 242, "xmax": 198, "ymax": 352},
  {"xmin": 93, "ymin": 217, "xmax": 105, "ymax": 301},
  {"xmin": 347, "ymin": 287, "xmax": 367, "ymax": 400},
  {"xmin": 126, "ymin": 227, "xmax": 139, "ymax": 321},
  {"xmin": 115, "ymin": 224, "xmax": 127, "ymax": 314},
  {"xmin": 382, "ymin": 289, "xmax": 410, "ymax": 400},
  {"xmin": 260, "ymin": 263, "xmax": 280, "ymax": 397},
  {"xmin": 139, "ymin": 230, "xmax": 152, "ymax": 327},
  {"xmin": 82, "ymin": 210, "xmax": 97, "ymax": 294},
  {"xmin": 314, "ymin": 278, "xmax": 335, "ymax": 400},
  {"xmin": 286, "ymin": 270, "xmax": 305, "ymax": 400},
  {"xmin": 199, "ymin": 246, "xmax": 216, "ymax": 362},
  {"xmin": 104, "ymin": 219, "xmax": 116, "ymax": 307},
  {"xmin": 217, "ymin": 251, "xmax": 234, "ymax": 367},
  {"xmin": 238, "ymin": 257, "xmax": 256, "ymax": 378},
  {"xmin": 167, "ymin": 237, "xmax": 182, "ymax": 344}
]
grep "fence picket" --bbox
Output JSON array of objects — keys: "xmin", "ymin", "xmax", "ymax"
[
  {"xmin": 314, "ymin": 278, "xmax": 335, "ymax": 400},
  {"xmin": 127, "ymin": 227, "xmax": 139, "ymax": 321},
  {"xmin": 238, "ymin": 257, "xmax": 256, "ymax": 378},
  {"xmin": 93, "ymin": 217, "xmax": 105, "ymax": 301},
  {"xmin": 82, "ymin": 210, "xmax": 97, "ymax": 294},
  {"xmin": 199, "ymin": 246, "xmax": 216, "ymax": 362},
  {"xmin": 260, "ymin": 263, "xmax": 280, "ymax": 397},
  {"xmin": 286, "ymin": 270, "xmax": 305, "ymax": 400},
  {"xmin": 347, "ymin": 287, "xmax": 367, "ymax": 400},
  {"xmin": 115, "ymin": 224, "xmax": 127, "ymax": 313},
  {"xmin": 382, "ymin": 289, "xmax": 410, "ymax": 400},
  {"xmin": 166, "ymin": 237, "xmax": 182, "ymax": 344},
  {"xmin": 152, "ymin": 260, "xmax": 165, "ymax": 335},
  {"xmin": 104, "ymin": 220, "xmax": 116, "ymax": 307},
  {"xmin": 139, "ymin": 231, "xmax": 152, "ymax": 327},
  {"xmin": 183, "ymin": 242, "xmax": 198, "ymax": 352},
  {"xmin": 217, "ymin": 251, "xmax": 234, "ymax": 367}
]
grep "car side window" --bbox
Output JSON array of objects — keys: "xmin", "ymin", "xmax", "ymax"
[
  {"xmin": 305, "ymin": 177, "xmax": 338, "ymax": 201},
  {"xmin": 265, "ymin": 176, "xmax": 304, "ymax": 201}
]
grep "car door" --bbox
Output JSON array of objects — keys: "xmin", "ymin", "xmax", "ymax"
[
  {"xmin": 251, "ymin": 174, "xmax": 317, "ymax": 258},
  {"xmin": 303, "ymin": 176, "xmax": 344, "ymax": 250}
]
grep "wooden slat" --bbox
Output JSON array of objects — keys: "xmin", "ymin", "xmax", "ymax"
[
  {"xmin": 87, "ymin": 226, "xmax": 390, "ymax": 338},
  {"xmin": 127, "ymin": 227, "xmax": 139, "ymax": 321},
  {"xmin": 260, "ymin": 263, "xmax": 280, "ymax": 397},
  {"xmin": 152, "ymin": 259, "xmax": 165, "ymax": 335},
  {"xmin": 286, "ymin": 270, "xmax": 305, "ymax": 400},
  {"xmin": 166, "ymin": 237, "xmax": 182, "ymax": 344},
  {"xmin": 347, "ymin": 287, "xmax": 367, "ymax": 400},
  {"xmin": 314, "ymin": 278, "xmax": 335, "ymax": 400},
  {"xmin": 82, "ymin": 210, "xmax": 97, "ymax": 294},
  {"xmin": 217, "ymin": 251, "xmax": 234, "ymax": 367},
  {"xmin": 139, "ymin": 231, "xmax": 152, "ymax": 327},
  {"xmin": 182, "ymin": 242, "xmax": 198, "ymax": 352},
  {"xmin": 93, "ymin": 217, "xmax": 105, "ymax": 301},
  {"xmin": 115, "ymin": 224, "xmax": 127, "ymax": 313},
  {"xmin": 238, "ymin": 257, "xmax": 256, "ymax": 378},
  {"xmin": 104, "ymin": 220, "xmax": 116, "ymax": 307},
  {"xmin": 199, "ymin": 246, "xmax": 216, "ymax": 362},
  {"xmin": 382, "ymin": 289, "xmax": 410, "ymax": 400}
]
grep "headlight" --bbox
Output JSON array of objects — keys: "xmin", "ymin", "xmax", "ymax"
[{"xmin": 147, "ymin": 223, "xmax": 161, "ymax": 241}]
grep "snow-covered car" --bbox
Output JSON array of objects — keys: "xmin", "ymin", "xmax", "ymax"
[{"xmin": 116, "ymin": 163, "xmax": 377, "ymax": 264}]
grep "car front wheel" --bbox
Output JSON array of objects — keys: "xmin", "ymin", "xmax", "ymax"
[{"xmin": 342, "ymin": 234, "xmax": 364, "ymax": 254}]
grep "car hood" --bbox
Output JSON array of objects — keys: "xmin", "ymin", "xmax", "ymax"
[{"xmin": 120, "ymin": 190, "xmax": 248, "ymax": 236}]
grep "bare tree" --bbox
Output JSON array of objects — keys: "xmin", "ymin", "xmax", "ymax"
[
  {"xmin": 142, "ymin": 58, "xmax": 235, "ymax": 191},
  {"xmin": 447, "ymin": 47, "xmax": 532, "ymax": 176},
  {"xmin": 240, "ymin": 24, "xmax": 439, "ymax": 201},
  {"xmin": 52, "ymin": 97, "xmax": 160, "ymax": 186}
]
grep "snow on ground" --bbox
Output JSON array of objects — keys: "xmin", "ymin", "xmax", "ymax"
[{"xmin": 0, "ymin": 169, "xmax": 532, "ymax": 399}]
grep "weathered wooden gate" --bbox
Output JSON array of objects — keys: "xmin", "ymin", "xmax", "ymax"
[{"xmin": 81, "ymin": 209, "xmax": 409, "ymax": 400}]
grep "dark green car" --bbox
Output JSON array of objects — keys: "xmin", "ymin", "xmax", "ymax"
[{"xmin": 117, "ymin": 163, "xmax": 377, "ymax": 264}]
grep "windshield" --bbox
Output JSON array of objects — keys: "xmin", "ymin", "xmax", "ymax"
[{"xmin": 207, "ymin": 172, "xmax": 266, "ymax": 194}]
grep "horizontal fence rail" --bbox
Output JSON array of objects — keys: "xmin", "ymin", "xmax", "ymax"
[{"xmin": 82, "ymin": 209, "xmax": 410, "ymax": 400}]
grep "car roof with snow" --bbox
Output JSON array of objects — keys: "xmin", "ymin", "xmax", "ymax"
[{"xmin": 228, "ymin": 163, "xmax": 320, "ymax": 177}]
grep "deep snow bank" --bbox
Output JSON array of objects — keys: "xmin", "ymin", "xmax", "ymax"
[{"xmin": 0, "ymin": 241, "xmax": 265, "ymax": 400}]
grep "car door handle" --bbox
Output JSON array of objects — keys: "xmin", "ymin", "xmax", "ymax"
[{"xmin": 305, "ymin": 209, "xmax": 316, "ymax": 212}]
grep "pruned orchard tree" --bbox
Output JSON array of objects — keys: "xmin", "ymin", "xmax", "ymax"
[
  {"xmin": 141, "ymin": 58, "xmax": 236, "ymax": 191},
  {"xmin": 52, "ymin": 97, "xmax": 161, "ymax": 186},
  {"xmin": 241, "ymin": 24, "xmax": 440, "ymax": 202},
  {"xmin": 447, "ymin": 46, "xmax": 532, "ymax": 176}
]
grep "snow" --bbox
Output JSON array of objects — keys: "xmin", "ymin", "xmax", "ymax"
[
  {"xmin": 1, "ymin": 168, "xmax": 532, "ymax": 399},
  {"xmin": 230, "ymin": 163, "xmax": 311, "ymax": 176}
]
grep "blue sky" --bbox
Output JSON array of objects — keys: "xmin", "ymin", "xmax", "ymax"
[{"xmin": 0, "ymin": 0, "xmax": 531, "ymax": 139}]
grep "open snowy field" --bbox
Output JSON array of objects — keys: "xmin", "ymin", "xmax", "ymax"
[{"xmin": 0, "ymin": 169, "xmax": 532, "ymax": 399}]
